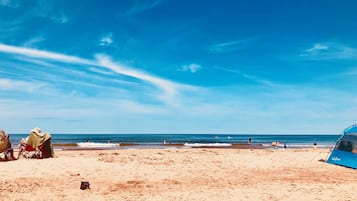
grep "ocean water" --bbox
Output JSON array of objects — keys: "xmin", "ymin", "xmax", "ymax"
[{"xmin": 8, "ymin": 133, "xmax": 340, "ymax": 149}]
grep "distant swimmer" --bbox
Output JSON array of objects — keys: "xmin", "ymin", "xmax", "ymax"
[{"xmin": 248, "ymin": 138, "xmax": 252, "ymax": 150}]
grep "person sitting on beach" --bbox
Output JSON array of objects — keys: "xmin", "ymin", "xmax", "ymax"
[
  {"xmin": 0, "ymin": 129, "xmax": 16, "ymax": 161},
  {"xmin": 17, "ymin": 138, "xmax": 27, "ymax": 159},
  {"xmin": 313, "ymin": 142, "xmax": 317, "ymax": 149},
  {"xmin": 18, "ymin": 127, "xmax": 54, "ymax": 159}
]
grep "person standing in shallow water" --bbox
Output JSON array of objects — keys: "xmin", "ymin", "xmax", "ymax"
[{"xmin": 248, "ymin": 138, "xmax": 252, "ymax": 150}]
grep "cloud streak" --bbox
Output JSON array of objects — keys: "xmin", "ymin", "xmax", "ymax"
[
  {"xmin": 33, "ymin": 0, "xmax": 69, "ymax": 24},
  {"xmin": 50, "ymin": 14, "xmax": 69, "ymax": 24},
  {"xmin": 301, "ymin": 42, "xmax": 357, "ymax": 60},
  {"xmin": 0, "ymin": 78, "xmax": 42, "ymax": 92},
  {"xmin": 95, "ymin": 54, "xmax": 180, "ymax": 100},
  {"xmin": 217, "ymin": 67, "xmax": 276, "ymax": 86},
  {"xmin": 22, "ymin": 36, "xmax": 46, "ymax": 47},
  {"xmin": 305, "ymin": 43, "xmax": 329, "ymax": 53},
  {"xmin": 209, "ymin": 38, "xmax": 255, "ymax": 53},
  {"xmin": 0, "ymin": 43, "xmax": 185, "ymax": 105},
  {"xmin": 125, "ymin": 0, "xmax": 165, "ymax": 15},
  {"xmin": 0, "ymin": 43, "xmax": 91, "ymax": 64}
]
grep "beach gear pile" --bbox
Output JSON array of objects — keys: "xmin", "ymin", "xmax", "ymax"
[{"xmin": 19, "ymin": 127, "xmax": 54, "ymax": 159}]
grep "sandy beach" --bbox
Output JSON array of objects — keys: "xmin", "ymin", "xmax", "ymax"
[{"xmin": 0, "ymin": 148, "xmax": 356, "ymax": 201}]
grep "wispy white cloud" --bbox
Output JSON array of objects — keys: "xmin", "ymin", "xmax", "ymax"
[
  {"xmin": 95, "ymin": 54, "xmax": 181, "ymax": 102},
  {"xmin": 0, "ymin": 78, "xmax": 42, "ymax": 92},
  {"xmin": 99, "ymin": 33, "xmax": 113, "ymax": 46},
  {"xmin": 305, "ymin": 43, "xmax": 329, "ymax": 53},
  {"xmin": 0, "ymin": 43, "xmax": 190, "ymax": 106},
  {"xmin": 217, "ymin": 67, "xmax": 276, "ymax": 86},
  {"xmin": 209, "ymin": 38, "xmax": 255, "ymax": 53},
  {"xmin": 0, "ymin": 43, "xmax": 91, "ymax": 64},
  {"xmin": 0, "ymin": 1, "xmax": 68, "ymax": 40},
  {"xmin": 50, "ymin": 14, "xmax": 69, "ymax": 24},
  {"xmin": 179, "ymin": 63, "xmax": 201, "ymax": 73},
  {"xmin": 0, "ymin": 0, "xmax": 20, "ymax": 8},
  {"xmin": 126, "ymin": 0, "xmax": 165, "ymax": 15},
  {"xmin": 0, "ymin": 56, "xmax": 192, "ymax": 131},
  {"xmin": 88, "ymin": 67, "xmax": 115, "ymax": 76},
  {"xmin": 32, "ymin": 1, "xmax": 69, "ymax": 24},
  {"xmin": 0, "ymin": 13, "xmax": 28, "ymax": 35},
  {"xmin": 22, "ymin": 36, "xmax": 46, "ymax": 47},
  {"xmin": 301, "ymin": 42, "xmax": 357, "ymax": 60}
]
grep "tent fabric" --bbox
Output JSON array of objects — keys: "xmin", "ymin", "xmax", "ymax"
[
  {"xmin": 327, "ymin": 124, "xmax": 357, "ymax": 169},
  {"xmin": 344, "ymin": 124, "xmax": 357, "ymax": 133}
]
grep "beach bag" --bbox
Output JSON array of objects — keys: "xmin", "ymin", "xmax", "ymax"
[
  {"xmin": 39, "ymin": 138, "xmax": 54, "ymax": 158},
  {"xmin": 80, "ymin": 181, "xmax": 90, "ymax": 190}
]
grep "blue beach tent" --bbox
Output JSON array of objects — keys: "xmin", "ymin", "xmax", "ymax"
[{"xmin": 327, "ymin": 124, "xmax": 357, "ymax": 169}]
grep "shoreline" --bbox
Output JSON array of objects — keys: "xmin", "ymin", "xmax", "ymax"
[{"xmin": 52, "ymin": 142, "xmax": 331, "ymax": 151}]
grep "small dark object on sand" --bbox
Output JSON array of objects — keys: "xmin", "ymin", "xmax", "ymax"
[{"xmin": 80, "ymin": 181, "xmax": 90, "ymax": 190}]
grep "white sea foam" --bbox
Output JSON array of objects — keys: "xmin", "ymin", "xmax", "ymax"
[
  {"xmin": 262, "ymin": 143, "xmax": 334, "ymax": 149},
  {"xmin": 184, "ymin": 143, "xmax": 232, "ymax": 147},
  {"xmin": 77, "ymin": 142, "xmax": 120, "ymax": 148}
]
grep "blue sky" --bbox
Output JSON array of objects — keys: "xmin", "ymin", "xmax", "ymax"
[{"xmin": 1, "ymin": 0, "xmax": 357, "ymax": 134}]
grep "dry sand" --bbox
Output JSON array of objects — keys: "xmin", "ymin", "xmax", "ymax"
[{"xmin": 0, "ymin": 148, "xmax": 356, "ymax": 201}]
